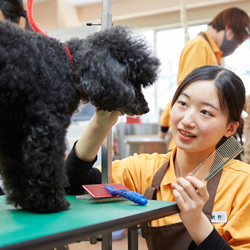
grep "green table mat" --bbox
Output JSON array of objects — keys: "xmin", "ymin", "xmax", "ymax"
[{"xmin": 0, "ymin": 195, "xmax": 178, "ymax": 248}]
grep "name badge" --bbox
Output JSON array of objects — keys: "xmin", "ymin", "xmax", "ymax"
[{"xmin": 211, "ymin": 212, "xmax": 227, "ymax": 223}]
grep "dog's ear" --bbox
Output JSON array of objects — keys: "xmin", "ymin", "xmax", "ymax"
[
  {"xmin": 93, "ymin": 26, "xmax": 161, "ymax": 89},
  {"xmin": 77, "ymin": 52, "xmax": 135, "ymax": 112},
  {"xmin": 69, "ymin": 25, "xmax": 160, "ymax": 115}
]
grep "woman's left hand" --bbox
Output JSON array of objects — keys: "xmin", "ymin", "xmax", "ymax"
[
  {"xmin": 171, "ymin": 175, "xmax": 209, "ymax": 225},
  {"xmin": 171, "ymin": 176, "xmax": 213, "ymax": 245}
]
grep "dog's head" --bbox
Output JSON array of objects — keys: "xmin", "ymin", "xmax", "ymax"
[{"xmin": 66, "ymin": 26, "xmax": 160, "ymax": 115}]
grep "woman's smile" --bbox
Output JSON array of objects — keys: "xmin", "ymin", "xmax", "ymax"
[{"xmin": 179, "ymin": 129, "xmax": 196, "ymax": 141}]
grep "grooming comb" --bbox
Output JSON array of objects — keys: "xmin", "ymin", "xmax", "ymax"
[{"xmin": 190, "ymin": 136, "xmax": 244, "ymax": 181}]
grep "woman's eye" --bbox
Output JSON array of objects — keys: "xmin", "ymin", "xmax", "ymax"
[
  {"xmin": 201, "ymin": 110, "xmax": 212, "ymax": 116},
  {"xmin": 178, "ymin": 101, "xmax": 186, "ymax": 107}
]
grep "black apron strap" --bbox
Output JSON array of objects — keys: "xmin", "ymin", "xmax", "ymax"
[
  {"xmin": 198, "ymin": 31, "xmax": 221, "ymax": 66},
  {"xmin": 144, "ymin": 159, "xmax": 170, "ymax": 200},
  {"xmin": 133, "ymin": 159, "xmax": 170, "ymax": 232},
  {"xmin": 203, "ymin": 168, "xmax": 223, "ymax": 219}
]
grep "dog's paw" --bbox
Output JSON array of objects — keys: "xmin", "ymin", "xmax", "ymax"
[
  {"xmin": 40, "ymin": 196, "xmax": 70, "ymax": 213},
  {"xmin": 11, "ymin": 194, "xmax": 71, "ymax": 213},
  {"xmin": 57, "ymin": 198, "xmax": 70, "ymax": 211}
]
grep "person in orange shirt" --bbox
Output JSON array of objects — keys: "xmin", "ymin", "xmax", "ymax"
[
  {"xmin": 158, "ymin": 7, "xmax": 250, "ymax": 150},
  {"xmin": 65, "ymin": 65, "xmax": 250, "ymax": 250}
]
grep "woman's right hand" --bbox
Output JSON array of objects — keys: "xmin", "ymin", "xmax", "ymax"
[
  {"xmin": 93, "ymin": 108, "xmax": 121, "ymax": 130},
  {"xmin": 75, "ymin": 108, "xmax": 121, "ymax": 162}
]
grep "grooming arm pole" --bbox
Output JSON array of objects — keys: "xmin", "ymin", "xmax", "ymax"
[
  {"xmin": 101, "ymin": 130, "xmax": 112, "ymax": 184},
  {"xmin": 101, "ymin": 1, "xmax": 113, "ymax": 249},
  {"xmin": 101, "ymin": 0, "xmax": 112, "ymax": 185},
  {"xmin": 101, "ymin": 0, "xmax": 112, "ymax": 30}
]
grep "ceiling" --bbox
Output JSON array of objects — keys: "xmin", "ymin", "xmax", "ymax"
[
  {"xmin": 22, "ymin": 0, "xmax": 249, "ymax": 32},
  {"xmin": 24, "ymin": 0, "xmax": 250, "ymax": 8},
  {"xmin": 24, "ymin": 0, "xmax": 117, "ymax": 6},
  {"xmin": 62, "ymin": 0, "xmax": 102, "ymax": 5}
]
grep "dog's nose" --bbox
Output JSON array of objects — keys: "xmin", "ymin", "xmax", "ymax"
[
  {"xmin": 143, "ymin": 105, "xmax": 150, "ymax": 114},
  {"xmin": 122, "ymin": 103, "xmax": 150, "ymax": 115}
]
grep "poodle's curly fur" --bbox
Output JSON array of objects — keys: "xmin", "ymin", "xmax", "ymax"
[{"xmin": 0, "ymin": 21, "xmax": 160, "ymax": 212}]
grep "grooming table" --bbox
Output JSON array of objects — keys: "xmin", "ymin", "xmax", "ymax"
[{"xmin": 0, "ymin": 195, "xmax": 179, "ymax": 250}]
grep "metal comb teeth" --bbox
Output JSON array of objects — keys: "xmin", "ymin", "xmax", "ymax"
[{"xmin": 190, "ymin": 136, "xmax": 244, "ymax": 181}]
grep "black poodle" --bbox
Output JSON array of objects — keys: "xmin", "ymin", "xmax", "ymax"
[{"xmin": 0, "ymin": 21, "xmax": 160, "ymax": 212}]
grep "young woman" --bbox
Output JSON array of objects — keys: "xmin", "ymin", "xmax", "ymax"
[
  {"xmin": 65, "ymin": 65, "xmax": 250, "ymax": 249},
  {"xmin": 0, "ymin": 0, "xmax": 31, "ymax": 30}
]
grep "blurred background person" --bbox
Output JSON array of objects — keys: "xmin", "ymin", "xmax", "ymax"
[{"xmin": 159, "ymin": 7, "xmax": 250, "ymax": 152}]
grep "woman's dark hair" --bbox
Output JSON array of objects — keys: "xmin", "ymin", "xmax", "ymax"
[
  {"xmin": 172, "ymin": 65, "xmax": 245, "ymax": 123},
  {"xmin": 172, "ymin": 65, "xmax": 245, "ymax": 149},
  {"xmin": 208, "ymin": 7, "xmax": 250, "ymax": 44},
  {"xmin": 0, "ymin": 0, "xmax": 31, "ymax": 30}
]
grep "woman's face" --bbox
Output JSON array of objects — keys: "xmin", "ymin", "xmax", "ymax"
[{"xmin": 171, "ymin": 80, "xmax": 237, "ymax": 155}]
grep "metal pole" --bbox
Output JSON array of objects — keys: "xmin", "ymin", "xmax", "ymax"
[
  {"xmin": 180, "ymin": 0, "xmax": 190, "ymax": 43},
  {"xmin": 101, "ymin": 0, "xmax": 112, "ymax": 183},
  {"xmin": 101, "ymin": 0, "xmax": 112, "ymax": 30},
  {"xmin": 101, "ymin": 131, "xmax": 112, "ymax": 184},
  {"xmin": 101, "ymin": 1, "xmax": 113, "ymax": 249}
]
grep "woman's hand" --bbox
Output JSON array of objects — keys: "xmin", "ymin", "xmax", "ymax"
[
  {"xmin": 171, "ymin": 176, "xmax": 213, "ymax": 245},
  {"xmin": 171, "ymin": 175, "xmax": 208, "ymax": 222},
  {"xmin": 93, "ymin": 108, "xmax": 121, "ymax": 130},
  {"xmin": 158, "ymin": 130, "xmax": 166, "ymax": 139},
  {"xmin": 75, "ymin": 108, "xmax": 121, "ymax": 162}
]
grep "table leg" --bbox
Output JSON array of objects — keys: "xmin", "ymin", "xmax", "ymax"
[
  {"xmin": 128, "ymin": 228, "xmax": 138, "ymax": 250},
  {"xmin": 46, "ymin": 245, "xmax": 68, "ymax": 250},
  {"xmin": 102, "ymin": 232, "xmax": 112, "ymax": 250}
]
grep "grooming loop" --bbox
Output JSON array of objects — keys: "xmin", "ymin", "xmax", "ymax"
[
  {"xmin": 27, "ymin": 0, "xmax": 74, "ymax": 68},
  {"xmin": 191, "ymin": 136, "xmax": 244, "ymax": 181}
]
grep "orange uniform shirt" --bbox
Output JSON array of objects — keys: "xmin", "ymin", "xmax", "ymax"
[
  {"xmin": 159, "ymin": 100, "xmax": 176, "ymax": 150},
  {"xmin": 160, "ymin": 31, "xmax": 223, "ymax": 150},
  {"xmin": 177, "ymin": 31, "xmax": 222, "ymax": 85},
  {"xmin": 97, "ymin": 146, "xmax": 250, "ymax": 249},
  {"xmin": 160, "ymin": 100, "xmax": 172, "ymax": 128}
]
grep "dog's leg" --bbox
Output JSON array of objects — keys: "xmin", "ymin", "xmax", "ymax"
[
  {"xmin": 1, "ymin": 111, "xmax": 71, "ymax": 213},
  {"xmin": 0, "ymin": 114, "xmax": 28, "ymax": 207},
  {"xmin": 19, "ymin": 116, "xmax": 70, "ymax": 212}
]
